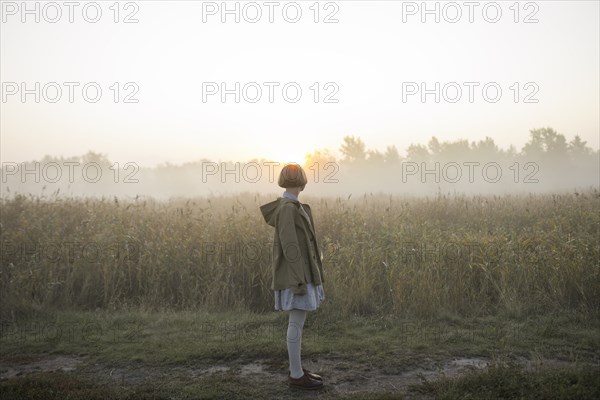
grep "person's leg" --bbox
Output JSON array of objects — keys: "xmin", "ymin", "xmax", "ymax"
[{"xmin": 287, "ymin": 309, "xmax": 307, "ymax": 379}]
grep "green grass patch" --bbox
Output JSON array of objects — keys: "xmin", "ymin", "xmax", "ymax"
[
  {"xmin": 1, "ymin": 309, "xmax": 598, "ymax": 367},
  {"xmin": 409, "ymin": 361, "xmax": 600, "ymax": 400}
]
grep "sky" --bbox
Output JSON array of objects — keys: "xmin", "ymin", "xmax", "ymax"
[{"xmin": 1, "ymin": 0, "xmax": 599, "ymax": 167}]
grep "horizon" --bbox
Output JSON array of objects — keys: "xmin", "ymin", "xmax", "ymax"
[{"xmin": 1, "ymin": 127, "xmax": 597, "ymax": 169}]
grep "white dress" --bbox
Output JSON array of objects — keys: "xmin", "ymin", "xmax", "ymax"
[{"xmin": 274, "ymin": 282, "xmax": 325, "ymax": 311}]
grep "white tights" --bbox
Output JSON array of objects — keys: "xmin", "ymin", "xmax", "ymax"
[{"xmin": 287, "ymin": 309, "xmax": 307, "ymax": 379}]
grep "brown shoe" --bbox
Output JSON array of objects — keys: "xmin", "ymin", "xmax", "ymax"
[
  {"xmin": 288, "ymin": 371, "xmax": 324, "ymax": 390},
  {"xmin": 303, "ymin": 368, "xmax": 322, "ymax": 381}
]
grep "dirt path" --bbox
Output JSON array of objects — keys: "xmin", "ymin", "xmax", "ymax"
[{"xmin": 1, "ymin": 353, "xmax": 592, "ymax": 397}]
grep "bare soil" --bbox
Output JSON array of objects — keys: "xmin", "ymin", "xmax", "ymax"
[{"xmin": 1, "ymin": 353, "xmax": 592, "ymax": 396}]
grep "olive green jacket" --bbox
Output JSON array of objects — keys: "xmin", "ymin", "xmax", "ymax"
[{"xmin": 259, "ymin": 197, "xmax": 324, "ymax": 295}]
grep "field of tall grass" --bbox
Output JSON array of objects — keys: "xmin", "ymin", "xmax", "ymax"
[{"xmin": 1, "ymin": 190, "xmax": 599, "ymax": 321}]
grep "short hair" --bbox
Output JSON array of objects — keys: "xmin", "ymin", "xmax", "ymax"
[{"xmin": 278, "ymin": 163, "xmax": 308, "ymax": 189}]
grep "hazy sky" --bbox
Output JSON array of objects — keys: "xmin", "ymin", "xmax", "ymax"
[{"xmin": 1, "ymin": 0, "xmax": 599, "ymax": 167}]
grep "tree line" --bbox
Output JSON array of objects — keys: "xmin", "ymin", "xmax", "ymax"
[{"xmin": 2, "ymin": 127, "xmax": 598, "ymax": 198}]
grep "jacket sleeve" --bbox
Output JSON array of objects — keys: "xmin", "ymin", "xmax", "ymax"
[{"xmin": 277, "ymin": 203, "xmax": 308, "ymax": 295}]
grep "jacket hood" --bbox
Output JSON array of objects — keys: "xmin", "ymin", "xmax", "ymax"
[{"xmin": 260, "ymin": 197, "xmax": 296, "ymax": 227}]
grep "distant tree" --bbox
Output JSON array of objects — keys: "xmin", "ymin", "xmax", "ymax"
[
  {"xmin": 406, "ymin": 144, "xmax": 430, "ymax": 161},
  {"xmin": 568, "ymin": 135, "xmax": 592, "ymax": 157},
  {"xmin": 522, "ymin": 127, "xmax": 568, "ymax": 158},
  {"xmin": 428, "ymin": 137, "xmax": 470, "ymax": 161},
  {"xmin": 40, "ymin": 154, "xmax": 78, "ymax": 163},
  {"xmin": 428, "ymin": 137, "xmax": 441, "ymax": 157},
  {"xmin": 472, "ymin": 136, "xmax": 499, "ymax": 153},
  {"xmin": 384, "ymin": 145, "xmax": 401, "ymax": 164},
  {"xmin": 543, "ymin": 130, "xmax": 568, "ymax": 158},
  {"xmin": 81, "ymin": 150, "xmax": 111, "ymax": 167},
  {"xmin": 440, "ymin": 139, "xmax": 471, "ymax": 161},
  {"xmin": 506, "ymin": 144, "xmax": 517, "ymax": 158},
  {"xmin": 366, "ymin": 149, "xmax": 385, "ymax": 165},
  {"xmin": 340, "ymin": 136, "xmax": 366, "ymax": 163},
  {"xmin": 471, "ymin": 137, "xmax": 502, "ymax": 161},
  {"xmin": 522, "ymin": 128, "xmax": 544, "ymax": 157}
]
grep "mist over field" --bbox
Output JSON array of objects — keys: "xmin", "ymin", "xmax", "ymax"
[{"xmin": 2, "ymin": 128, "xmax": 598, "ymax": 199}]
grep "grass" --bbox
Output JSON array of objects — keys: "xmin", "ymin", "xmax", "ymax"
[
  {"xmin": 1, "ymin": 309, "xmax": 599, "ymax": 399},
  {"xmin": 1, "ymin": 191, "xmax": 599, "ymax": 397},
  {"xmin": 2, "ymin": 308, "xmax": 598, "ymax": 366},
  {"xmin": 411, "ymin": 362, "xmax": 600, "ymax": 400},
  {"xmin": 1, "ymin": 191, "xmax": 599, "ymax": 320}
]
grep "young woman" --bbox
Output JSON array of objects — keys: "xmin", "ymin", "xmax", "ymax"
[{"xmin": 260, "ymin": 163, "xmax": 325, "ymax": 390}]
